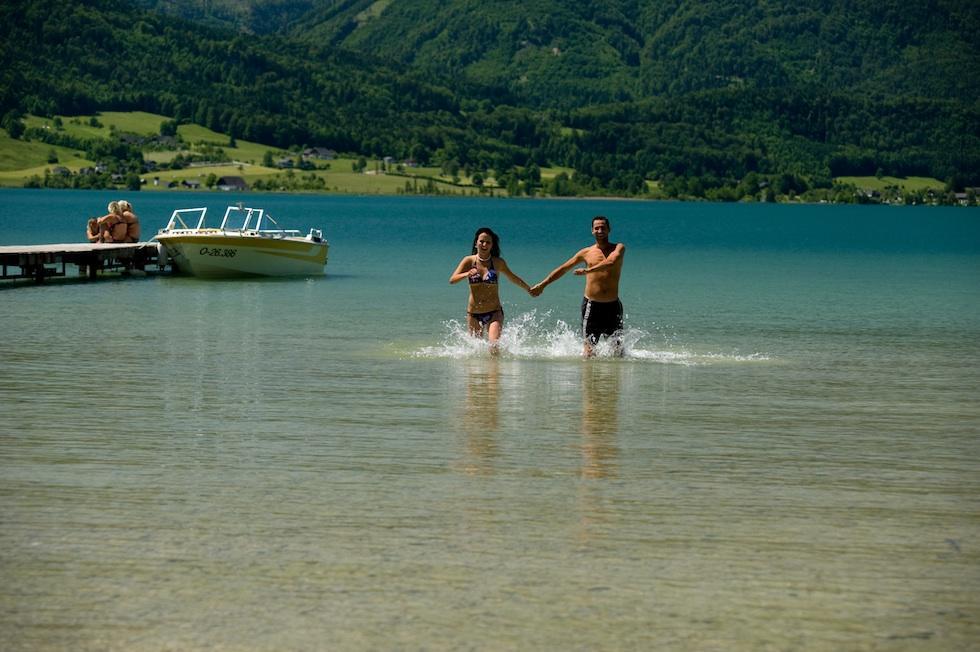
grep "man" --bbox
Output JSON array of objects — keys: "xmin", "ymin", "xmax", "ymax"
[{"xmin": 530, "ymin": 215, "xmax": 626, "ymax": 356}]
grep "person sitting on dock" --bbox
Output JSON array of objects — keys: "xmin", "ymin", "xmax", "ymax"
[
  {"xmin": 93, "ymin": 201, "xmax": 122, "ymax": 243},
  {"xmin": 119, "ymin": 200, "xmax": 140, "ymax": 243},
  {"xmin": 86, "ymin": 217, "xmax": 101, "ymax": 243},
  {"xmin": 108, "ymin": 202, "xmax": 129, "ymax": 242}
]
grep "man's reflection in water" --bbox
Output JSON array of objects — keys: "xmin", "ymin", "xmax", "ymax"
[
  {"xmin": 458, "ymin": 359, "xmax": 500, "ymax": 476},
  {"xmin": 580, "ymin": 362, "xmax": 622, "ymax": 479},
  {"xmin": 576, "ymin": 362, "xmax": 624, "ymax": 543}
]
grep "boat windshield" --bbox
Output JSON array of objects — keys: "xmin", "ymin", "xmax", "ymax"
[{"xmin": 160, "ymin": 206, "xmax": 303, "ymax": 238}]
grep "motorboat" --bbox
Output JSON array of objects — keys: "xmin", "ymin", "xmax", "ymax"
[{"xmin": 154, "ymin": 205, "xmax": 328, "ymax": 277}]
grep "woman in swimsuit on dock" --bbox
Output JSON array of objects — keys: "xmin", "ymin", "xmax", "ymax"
[{"xmin": 450, "ymin": 227, "xmax": 533, "ymax": 350}]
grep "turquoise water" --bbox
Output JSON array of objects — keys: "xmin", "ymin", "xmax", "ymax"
[{"xmin": 1, "ymin": 189, "xmax": 979, "ymax": 650}]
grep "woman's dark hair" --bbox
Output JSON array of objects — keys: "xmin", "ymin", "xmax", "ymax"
[{"xmin": 471, "ymin": 227, "xmax": 501, "ymax": 257}]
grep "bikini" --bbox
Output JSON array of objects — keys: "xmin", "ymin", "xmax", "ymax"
[
  {"xmin": 468, "ymin": 257, "xmax": 503, "ymax": 326},
  {"xmin": 468, "ymin": 257, "xmax": 498, "ymax": 285}
]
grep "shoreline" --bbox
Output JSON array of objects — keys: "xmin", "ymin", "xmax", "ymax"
[{"xmin": 0, "ymin": 185, "xmax": 971, "ymax": 208}]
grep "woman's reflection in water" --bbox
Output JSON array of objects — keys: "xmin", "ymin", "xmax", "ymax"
[{"xmin": 458, "ymin": 358, "xmax": 501, "ymax": 476}]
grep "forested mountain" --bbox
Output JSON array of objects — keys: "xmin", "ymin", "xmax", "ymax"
[
  {"xmin": 141, "ymin": 0, "xmax": 980, "ymax": 108},
  {"xmin": 132, "ymin": 0, "xmax": 327, "ymax": 35},
  {"xmin": 0, "ymin": 0, "xmax": 478, "ymax": 158},
  {"xmin": 290, "ymin": 0, "xmax": 980, "ymax": 109},
  {"xmin": 3, "ymin": 0, "xmax": 979, "ymax": 198}
]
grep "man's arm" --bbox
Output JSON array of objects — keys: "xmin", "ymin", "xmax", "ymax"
[
  {"xmin": 530, "ymin": 249, "xmax": 587, "ymax": 295},
  {"xmin": 574, "ymin": 243, "xmax": 625, "ymax": 275}
]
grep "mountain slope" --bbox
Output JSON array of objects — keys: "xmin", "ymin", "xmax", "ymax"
[
  {"xmin": 287, "ymin": 0, "xmax": 980, "ymax": 108},
  {"xmin": 3, "ymin": 0, "xmax": 978, "ymax": 195},
  {"xmin": 131, "ymin": 0, "xmax": 324, "ymax": 34},
  {"xmin": 0, "ymin": 0, "xmax": 472, "ymax": 157}
]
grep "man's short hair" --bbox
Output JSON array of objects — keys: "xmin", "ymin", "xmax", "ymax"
[{"xmin": 592, "ymin": 215, "xmax": 610, "ymax": 228}]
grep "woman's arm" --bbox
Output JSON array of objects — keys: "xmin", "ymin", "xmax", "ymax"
[
  {"xmin": 449, "ymin": 256, "xmax": 477, "ymax": 284},
  {"xmin": 496, "ymin": 258, "xmax": 531, "ymax": 292}
]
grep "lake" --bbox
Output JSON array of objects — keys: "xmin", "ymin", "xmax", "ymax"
[{"xmin": 1, "ymin": 189, "xmax": 978, "ymax": 650}]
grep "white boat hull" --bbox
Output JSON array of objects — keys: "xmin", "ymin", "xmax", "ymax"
[{"xmin": 156, "ymin": 233, "xmax": 328, "ymax": 277}]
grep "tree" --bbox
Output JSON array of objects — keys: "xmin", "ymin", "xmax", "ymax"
[
  {"xmin": 160, "ymin": 119, "xmax": 178, "ymax": 137},
  {"xmin": 2, "ymin": 111, "xmax": 25, "ymax": 139}
]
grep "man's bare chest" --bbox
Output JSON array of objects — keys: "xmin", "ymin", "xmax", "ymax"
[{"xmin": 584, "ymin": 248, "xmax": 614, "ymax": 266}]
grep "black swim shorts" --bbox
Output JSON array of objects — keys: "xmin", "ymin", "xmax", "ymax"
[{"xmin": 581, "ymin": 297, "xmax": 623, "ymax": 345}]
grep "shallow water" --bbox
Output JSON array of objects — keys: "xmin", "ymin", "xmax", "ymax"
[{"xmin": 1, "ymin": 190, "xmax": 979, "ymax": 650}]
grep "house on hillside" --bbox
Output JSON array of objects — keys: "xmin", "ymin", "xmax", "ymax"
[
  {"xmin": 954, "ymin": 189, "xmax": 978, "ymax": 206},
  {"xmin": 303, "ymin": 147, "xmax": 336, "ymax": 161},
  {"xmin": 216, "ymin": 176, "xmax": 248, "ymax": 191}
]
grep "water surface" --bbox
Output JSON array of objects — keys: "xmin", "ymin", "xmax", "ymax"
[{"xmin": 1, "ymin": 190, "xmax": 979, "ymax": 650}]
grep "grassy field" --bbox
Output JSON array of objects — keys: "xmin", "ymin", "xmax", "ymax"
[
  {"xmin": 1, "ymin": 111, "xmax": 528, "ymax": 195},
  {"xmin": 836, "ymin": 175, "xmax": 945, "ymax": 191},
  {"xmin": 6, "ymin": 111, "xmax": 944, "ymax": 198},
  {"xmin": 25, "ymin": 111, "xmax": 169, "ymax": 139},
  {"xmin": 24, "ymin": 113, "xmax": 280, "ymax": 165},
  {"xmin": 140, "ymin": 158, "xmax": 495, "ymax": 196},
  {"xmin": 0, "ymin": 128, "xmax": 92, "ymax": 174}
]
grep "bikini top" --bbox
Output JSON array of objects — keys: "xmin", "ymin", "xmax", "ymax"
[{"xmin": 469, "ymin": 256, "xmax": 498, "ymax": 285}]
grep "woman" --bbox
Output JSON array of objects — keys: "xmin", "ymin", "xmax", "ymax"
[
  {"xmin": 450, "ymin": 227, "xmax": 533, "ymax": 348},
  {"xmin": 118, "ymin": 200, "xmax": 141, "ymax": 242},
  {"xmin": 96, "ymin": 201, "xmax": 123, "ymax": 242}
]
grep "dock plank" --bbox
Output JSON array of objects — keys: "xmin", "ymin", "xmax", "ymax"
[{"xmin": 0, "ymin": 242, "xmax": 161, "ymax": 282}]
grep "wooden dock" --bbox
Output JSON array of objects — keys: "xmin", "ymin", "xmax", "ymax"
[{"xmin": 0, "ymin": 242, "xmax": 162, "ymax": 282}]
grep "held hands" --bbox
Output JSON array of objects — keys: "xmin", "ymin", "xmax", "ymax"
[{"xmin": 529, "ymin": 283, "xmax": 544, "ymax": 297}]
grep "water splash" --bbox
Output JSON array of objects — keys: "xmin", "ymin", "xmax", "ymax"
[{"xmin": 412, "ymin": 310, "xmax": 771, "ymax": 365}]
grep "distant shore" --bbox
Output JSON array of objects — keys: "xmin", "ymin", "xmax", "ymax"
[{"xmin": 3, "ymin": 185, "xmax": 976, "ymax": 208}]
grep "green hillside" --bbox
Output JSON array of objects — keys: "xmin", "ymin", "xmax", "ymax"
[
  {"xmin": 0, "ymin": 110, "xmax": 526, "ymax": 196},
  {"xmin": 132, "ymin": 0, "xmax": 327, "ymax": 34},
  {"xmin": 1, "ymin": 0, "xmax": 977, "ymax": 202},
  {"xmin": 290, "ymin": 0, "xmax": 980, "ymax": 106}
]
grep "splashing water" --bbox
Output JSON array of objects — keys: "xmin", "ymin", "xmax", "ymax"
[{"xmin": 413, "ymin": 310, "xmax": 771, "ymax": 364}]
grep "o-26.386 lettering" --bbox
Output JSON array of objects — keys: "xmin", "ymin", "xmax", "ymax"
[{"xmin": 199, "ymin": 247, "xmax": 237, "ymax": 258}]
